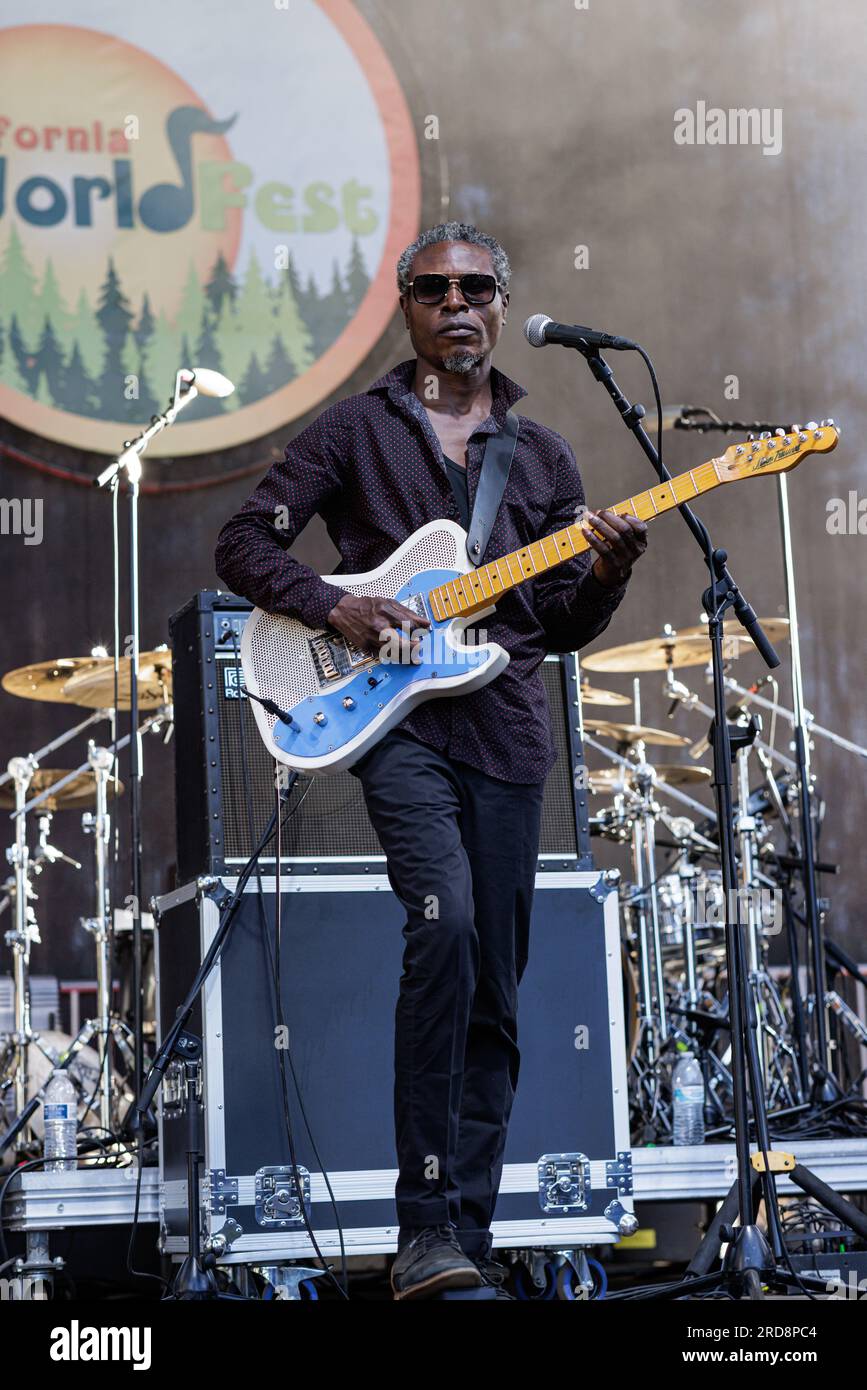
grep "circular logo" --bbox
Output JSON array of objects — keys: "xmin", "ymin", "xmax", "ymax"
[{"xmin": 0, "ymin": 1, "xmax": 420, "ymax": 454}]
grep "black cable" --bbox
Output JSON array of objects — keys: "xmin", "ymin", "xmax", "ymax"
[
  {"xmin": 227, "ymin": 633, "xmax": 348, "ymax": 1296},
  {"xmin": 270, "ymin": 776, "xmax": 350, "ymax": 1299}
]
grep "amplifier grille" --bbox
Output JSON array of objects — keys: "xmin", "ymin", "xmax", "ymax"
[{"xmin": 215, "ymin": 652, "xmax": 577, "ymax": 862}]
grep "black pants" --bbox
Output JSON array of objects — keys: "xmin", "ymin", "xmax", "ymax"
[{"xmin": 352, "ymin": 729, "xmax": 545, "ymax": 1259}]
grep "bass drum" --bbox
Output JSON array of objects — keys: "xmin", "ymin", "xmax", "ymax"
[{"xmin": 14, "ymin": 1032, "xmax": 102, "ymax": 1139}]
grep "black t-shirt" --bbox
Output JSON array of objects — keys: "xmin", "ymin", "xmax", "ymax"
[{"xmin": 443, "ymin": 456, "xmax": 470, "ymax": 530}]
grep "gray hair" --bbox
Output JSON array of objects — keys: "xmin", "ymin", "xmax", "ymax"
[{"xmin": 396, "ymin": 222, "xmax": 511, "ymax": 296}]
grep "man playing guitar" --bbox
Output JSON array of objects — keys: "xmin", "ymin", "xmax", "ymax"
[{"xmin": 216, "ymin": 222, "xmax": 647, "ymax": 1298}]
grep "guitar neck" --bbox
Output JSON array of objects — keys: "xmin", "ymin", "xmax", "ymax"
[{"xmin": 428, "ymin": 455, "xmax": 726, "ymax": 621}]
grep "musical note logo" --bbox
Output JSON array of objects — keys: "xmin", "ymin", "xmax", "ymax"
[{"xmin": 139, "ymin": 105, "xmax": 237, "ymax": 233}]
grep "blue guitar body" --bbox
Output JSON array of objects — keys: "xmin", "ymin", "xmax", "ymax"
[{"xmin": 240, "ymin": 521, "xmax": 508, "ymax": 774}]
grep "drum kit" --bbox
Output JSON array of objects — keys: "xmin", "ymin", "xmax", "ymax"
[
  {"xmin": 0, "ymin": 651, "xmax": 173, "ymax": 1151},
  {"xmin": 579, "ymin": 613, "xmax": 867, "ymax": 1142}
]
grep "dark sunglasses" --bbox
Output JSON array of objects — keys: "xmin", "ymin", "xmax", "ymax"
[{"xmin": 407, "ymin": 273, "xmax": 501, "ymax": 305}]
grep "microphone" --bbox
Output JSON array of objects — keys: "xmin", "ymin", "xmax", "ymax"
[
  {"xmin": 179, "ymin": 367, "xmax": 235, "ymax": 398},
  {"xmin": 93, "ymin": 366, "xmax": 237, "ymax": 489},
  {"xmin": 524, "ymin": 313, "xmax": 636, "ymax": 352}
]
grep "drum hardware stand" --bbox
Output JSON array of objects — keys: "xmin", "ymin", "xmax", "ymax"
[
  {"xmin": 724, "ymin": 674, "xmax": 867, "ymax": 763},
  {"xmin": 583, "ymin": 732, "xmax": 719, "ymax": 823},
  {"xmin": 661, "ymin": 408, "xmax": 848, "ymax": 1104},
  {"xmin": 664, "ymin": 668, "xmax": 797, "ymax": 774},
  {"xmin": 78, "ymin": 745, "xmax": 125, "ymax": 1134},
  {"xmin": 778, "ymin": 467, "xmax": 838, "ymax": 1102},
  {"xmin": 570, "ymin": 343, "xmax": 838, "ymax": 1295},
  {"xmin": 0, "ymin": 714, "xmax": 169, "ymax": 1154},
  {"xmin": 1, "ymin": 757, "xmax": 48, "ymax": 1143},
  {"xmin": 0, "ymin": 709, "xmax": 109, "ymax": 794},
  {"xmin": 94, "ymin": 369, "xmax": 226, "ymax": 1109}
]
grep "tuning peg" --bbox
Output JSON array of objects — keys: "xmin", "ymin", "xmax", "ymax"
[
  {"xmin": 820, "ymin": 418, "xmax": 835, "ymax": 427},
  {"xmin": 747, "ymin": 433, "xmax": 755, "ymax": 441},
  {"xmin": 775, "ymin": 428, "xmax": 786, "ymax": 436},
  {"xmin": 805, "ymin": 420, "xmax": 818, "ymax": 430},
  {"xmin": 759, "ymin": 431, "xmax": 771, "ymax": 439}
]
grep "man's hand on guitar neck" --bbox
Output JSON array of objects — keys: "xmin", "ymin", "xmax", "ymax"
[
  {"xmin": 581, "ymin": 508, "xmax": 648, "ymax": 589},
  {"xmin": 327, "ymin": 593, "xmax": 431, "ymax": 663}
]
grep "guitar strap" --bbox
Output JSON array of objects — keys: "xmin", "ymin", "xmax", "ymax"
[{"xmin": 465, "ymin": 409, "xmax": 519, "ymax": 566}]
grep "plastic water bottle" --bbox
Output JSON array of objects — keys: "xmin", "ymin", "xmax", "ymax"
[
  {"xmin": 43, "ymin": 1070, "xmax": 77, "ymax": 1172},
  {"xmin": 672, "ymin": 1046, "xmax": 705, "ymax": 1146}
]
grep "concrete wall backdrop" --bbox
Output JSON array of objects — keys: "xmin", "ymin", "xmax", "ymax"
[{"xmin": 2, "ymin": 0, "xmax": 864, "ymax": 989}]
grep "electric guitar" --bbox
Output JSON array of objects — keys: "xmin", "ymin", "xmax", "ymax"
[{"xmin": 240, "ymin": 423, "xmax": 839, "ymax": 773}]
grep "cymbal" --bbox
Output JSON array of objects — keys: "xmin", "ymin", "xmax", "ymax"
[
  {"xmin": 582, "ymin": 619, "xmax": 789, "ymax": 673},
  {"xmin": 677, "ymin": 618, "xmax": 790, "ymax": 646},
  {"xmin": 62, "ymin": 652, "xmax": 172, "ymax": 711},
  {"xmin": 0, "ymin": 768, "xmax": 125, "ymax": 812},
  {"xmin": 588, "ymin": 763, "xmax": 712, "ymax": 792},
  {"xmin": 585, "ymin": 720, "xmax": 690, "ymax": 747},
  {"xmin": 2, "ymin": 657, "xmax": 102, "ymax": 702},
  {"xmin": 580, "ymin": 683, "xmax": 631, "ymax": 707}
]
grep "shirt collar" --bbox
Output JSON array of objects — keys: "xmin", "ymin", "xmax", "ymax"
[{"xmin": 368, "ymin": 358, "xmax": 527, "ymax": 431}]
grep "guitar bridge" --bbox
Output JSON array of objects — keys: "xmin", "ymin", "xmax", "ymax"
[{"xmin": 309, "ymin": 631, "xmax": 376, "ymax": 687}]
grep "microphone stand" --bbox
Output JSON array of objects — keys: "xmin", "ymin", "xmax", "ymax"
[
  {"xmin": 671, "ymin": 409, "xmax": 845, "ymax": 1100},
  {"xmin": 573, "ymin": 347, "xmax": 833, "ymax": 1296},
  {"xmin": 94, "ymin": 371, "xmax": 209, "ymax": 1114}
]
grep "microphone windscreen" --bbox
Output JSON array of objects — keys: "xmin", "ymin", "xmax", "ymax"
[
  {"xmin": 524, "ymin": 314, "xmax": 552, "ymax": 348},
  {"xmin": 189, "ymin": 367, "xmax": 235, "ymax": 398}
]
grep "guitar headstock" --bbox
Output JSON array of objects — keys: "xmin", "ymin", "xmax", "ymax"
[{"xmin": 716, "ymin": 421, "xmax": 840, "ymax": 482}]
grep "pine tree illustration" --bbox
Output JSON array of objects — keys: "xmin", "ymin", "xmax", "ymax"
[
  {"xmin": 239, "ymin": 350, "xmax": 268, "ymax": 405},
  {"xmin": 95, "ymin": 257, "xmax": 136, "ymax": 418},
  {"xmin": 264, "ymin": 332, "xmax": 295, "ymax": 394},
  {"xmin": 142, "ymin": 309, "xmax": 181, "ymax": 406},
  {"xmin": 70, "ymin": 289, "xmax": 103, "ymax": 379},
  {"xmin": 37, "ymin": 259, "xmax": 74, "ymax": 353},
  {"xmin": 345, "ymin": 238, "xmax": 370, "ymax": 315},
  {"xmin": 205, "ymin": 251, "xmax": 237, "ymax": 318},
  {"xmin": 297, "ymin": 271, "xmax": 322, "ymax": 343},
  {"xmin": 9, "ymin": 314, "xmax": 38, "ymax": 393},
  {"xmin": 0, "ymin": 320, "xmax": 28, "ymax": 392},
  {"xmin": 315, "ymin": 260, "xmax": 351, "ymax": 355},
  {"xmin": 0, "ymin": 225, "xmax": 41, "ymax": 353},
  {"xmin": 134, "ymin": 352, "xmax": 160, "ymax": 420},
  {"xmin": 34, "ymin": 316, "xmax": 66, "ymax": 405},
  {"xmin": 134, "ymin": 292, "xmax": 156, "ymax": 355},
  {"xmin": 176, "ymin": 260, "xmax": 207, "ymax": 354},
  {"xmin": 185, "ymin": 312, "xmax": 227, "ymax": 418},
  {"xmin": 60, "ymin": 342, "xmax": 99, "ymax": 415},
  {"xmin": 213, "ymin": 296, "xmax": 243, "ymax": 412},
  {"xmin": 273, "ymin": 274, "xmax": 313, "ymax": 377}
]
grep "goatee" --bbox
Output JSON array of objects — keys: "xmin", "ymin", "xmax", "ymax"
[{"xmin": 441, "ymin": 348, "xmax": 485, "ymax": 375}]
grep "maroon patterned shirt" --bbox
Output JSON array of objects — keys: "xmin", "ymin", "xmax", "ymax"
[{"xmin": 214, "ymin": 358, "xmax": 628, "ymax": 784}]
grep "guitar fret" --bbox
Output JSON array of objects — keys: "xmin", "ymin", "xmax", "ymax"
[{"xmin": 425, "ymin": 436, "xmax": 778, "ymax": 619}]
